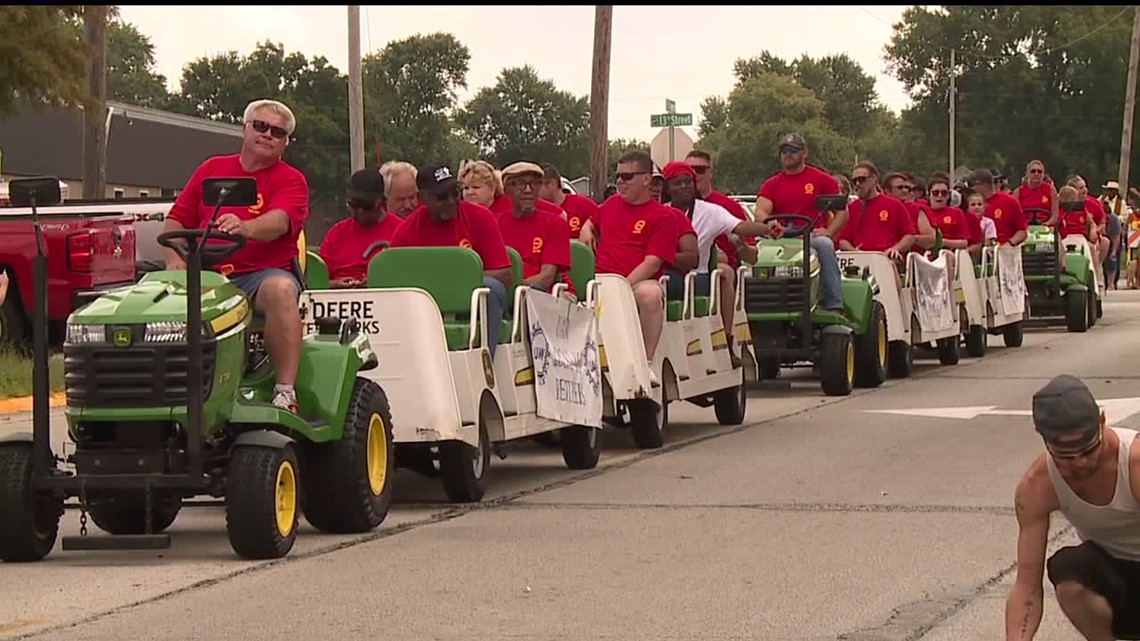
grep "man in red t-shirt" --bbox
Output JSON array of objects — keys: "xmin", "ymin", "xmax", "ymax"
[
  {"xmin": 685, "ymin": 149, "xmax": 757, "ymax": 268},
  {"xmin": 753, "ymin": 133, "xmax": 847, "ymax": 312},
  {"xmin": 582, "ymin": 150, "xmax": 678, "ymax": 381},
  {"xmin": 966, "ymin": 169, "xmax": 1028, "ymax": 246},
  {"xmin": 163, "ymin": 98, "xmax": 309, "ymax": 413},
  {"xmin": 538, "ymin": 164, "xmax": 600, "ymax": 240},
  {"xmin": 388, "ymin": 163, "xmax": 512, "ymax": 357},
  {"xmin": 319, "ymin": 169, "xmax": 403, "ymax": 288},
  {"xmin": 1068, "ymin": 175, "xmax": 1111, "ymax": 263},
  {"xmin": 837, "ymin": 162, "xmax": 917, "ymax": 259},
  {"xmin": 498, "ymin": 161, "xmax": 575, "ymax": 298}
]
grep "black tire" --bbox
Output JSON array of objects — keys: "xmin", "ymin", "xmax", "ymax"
[
  {"xmin": 853, "ymin": 302, "xmax": 887, "ymax": 388},
  {"xmin": 439, "ymin": 421, "xmax": 489, "ymax": 503},
  {"xmin": 88, "ymin": 495, "xmax": 181, "ymax": 535},
  {"xmin": 712, "ymin": 366, "xmax": 747, "ymax": 425},
  {"xmin": 1096, "ymin": 297, "xmax": 1103, "ymax": 319},
  {"xmin": 1087, "ymin": 281, "xmax": 1098, "ymax": 328},
  {"xmin": 0, "ymin": 279, "xmax": 28, "ymax": 350},
  {"xmin": 0, "ymin": 444, "xmax": 63, "ymax": 563},
  {"xmin": 818, "ymin": 331, "xmax": 854, "ymax": 396},
  {"xmin": 560, "ymin": 426, "xmax": 601, "ymax": 470},
  {"xmin": 1066, "ymin": 290, "xmax": 1089, "ymax": 333},
  {"xmin": 630, "ymin": 398, "xmax": 667, "ymax": 449},
  {"xmin": 937, "ymin": 335, "xmax": 960, "ymax": 365},
  {"xmin": 965, "ymin": 325, "xmax": 987, "ymax": 357},
  {"xmin": 1003, "ymin": 321, "xmax": 1024, "ymax": 347},
  {"xmin": 758, "ymin": 356, "xmax": 780, "ymax": 380},
  {"xmin": 300, "ymin": 378, "xmax": 395, "ymax": 534},
  {"xmin": 887, "ymin": 340, "xmax": 913, "ymax": 379},
  {"xmin": 225, "ymin": 444, "xmax": 300, "ymax": 560}
]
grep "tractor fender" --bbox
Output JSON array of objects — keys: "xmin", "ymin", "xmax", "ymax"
[
  {"xmin": 821, "ymin": 324, "xmax": 853, "ymax": 337},
  {"xmin": 233, "ymin": 429, "xmax": 295, "ymax": 450},
  {"xmin": 0, "ymin": 431, "xmax": 33, "ymax": 445}
]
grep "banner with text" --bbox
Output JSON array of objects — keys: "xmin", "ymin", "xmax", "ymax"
[
  {"xmin": 526, "ymin": 291, "xmax": 603, "ymax": 428},
  {"xmin": 910, "ymin": 253, "xmax": 955, "ymax": 332},
  {"xmin": 995, "ymin": 245, "xmax": 1027, "ymax": 317}
]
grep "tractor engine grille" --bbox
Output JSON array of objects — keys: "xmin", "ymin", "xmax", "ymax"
[
  {"xmin": 744, "ymin": 277, "xmax": 808, "ymax": 314},
  {"xmin": 64, "ymin": 341, "xmax": 217, "ymax": 408},
  {"xmin": 1022, "ymin": 252, "xmax": 1058, "ymax": 275}
]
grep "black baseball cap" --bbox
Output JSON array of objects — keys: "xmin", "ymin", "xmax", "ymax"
[
  {"xmin": 416, "ymin": 163, "xmax": 459, "ymax": 195},
  {"xmin": 1032, "ymin": 375, "xmax": 1102, "ymax": 441},
  {"xmin": 347, "ymin": 169, "xmax": 384, "ymax": 202}
]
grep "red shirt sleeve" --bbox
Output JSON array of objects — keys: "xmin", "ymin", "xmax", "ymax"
[
  {"xmin": 1087, "ymin": 197, "xmax": 1106, "ymax": 225},
  {"xmin": 470, "ymin": 206, "xmax": 511, "ymax": 271},
  {"xmin": 839, "ymin": 201, "xmax": 857, "ymax": 246},
  {"xmin": 318, "ymin": 219, "xmax": 344, "ymax": 266},
  {"xmin": 264, "ymin": 168, "xmax": 310, "ymax": 236},
  {"xmin": 896, "ymin": 199, "xmax": 918, "ymax": 237},
  {"xmin": 166, "ymin": 157, "xmax": 217, "ymax": 229},
  {"xmin": 672, "ymin": 207, "xmax": 696, "ymax": 238},
  {"xmin": 541, "ymin": 214, "xmax": 572, "ymax": 270},
  {"xmin": 757, "ymin": 175, "xmax": 779, "ymax": 202},
  {"xmin": 646, "ymin": 207, "xmax": 678, "ymax": 264}
]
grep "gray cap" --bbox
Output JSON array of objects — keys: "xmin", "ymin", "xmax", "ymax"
[
  {"xmin": 966, "ymin": 168, "xmax": 994, "ymax": 187},
  {"xmin": 1031, "ymin": 375, "xmax": 1101, "ymax": 440}
]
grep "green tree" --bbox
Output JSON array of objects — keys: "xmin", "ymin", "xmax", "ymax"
[
  {"xmin": 456, "ymin": 65, "xmax": 590, "ymax": 177},
  {"xmin": 698, "ymin": 96, "xmax": 729, "ymax": 138},
  {"xmin": 106, "ymin": 19, "xmax": 170, "ymax": 107},
  {"xmin": 607, "ymin": 138, "xmax": 651, "ymax": 177},
  {"xmin": 0, "ymin": 6, "xmax": 91, "ymax": 117}
]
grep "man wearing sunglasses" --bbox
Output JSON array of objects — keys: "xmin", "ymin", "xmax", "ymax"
[
  {"xmin": 754, "ymin": 133, "xmax": 847, "ymax": 314},
  {"xmin": 1005, "ymin": 374, "xmax": 1140, "ymax": 641},
  {"xmin": 498, "ymin": 161, "xmax": 575, "ymax": 297},
  {"xmin": 685, "ymin": 150, "xmax": 757, "ymax": 268},
  {"xmin": 1015, "ymin": 160, "xmax": 1059, "ymax": 227},
  {"xmin": 836, "ymin": 162, "xmax": 916, "ymax": 270},
  {"xmin": 319, "ymin": 169, "xmax": 403, "ymax": 289},
  {"xmin": 163, "ymin": 98, "xmax": 310, "ymax": 413},
  {"xmin": 388, "ymin": 163, "xmax": 512, "ymax": 358}
]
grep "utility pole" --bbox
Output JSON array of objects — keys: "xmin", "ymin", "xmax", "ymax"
[
  {"xmin": 589, "ymin": 5, "xmax": 613, "ymax": 203},
  {"xmin": 348, "ymin": 5, "xmax": 366, "ymax": 173},
  {"xmin": 1118, "ymin": 6, "xmax": 1140, "ymax": 193},
  {"xmin": 82, "ymin": 5, "xmax": 108, "ymax": 200},
  {"xmin": 948, "ymin": 48, "xmax": 956, "ymax": 182}
]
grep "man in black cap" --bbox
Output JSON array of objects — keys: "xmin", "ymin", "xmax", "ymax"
[
  {"xmin": 1004, "ymin": 374, "xmax": 1140, "ymax": 641},
  {"xmin": 318, "ymin": 169, "xmax": 403, "ymax": 288},
  {"xmin": 388, "ymin": 162, "xmax": 512, "ymax": 357}
]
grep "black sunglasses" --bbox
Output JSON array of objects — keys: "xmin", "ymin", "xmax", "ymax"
[
  {"xmin": 852, "ymin": 175, "xmax": 871, "ymax": 185},
  {"xmin": 249, "ymin": 119, "xmax": 289, "ymax": 140},
  {"xmin": 690, "ymin": 165, "xmax": 711, "ymax": 174},
  {"xmin": 615, "ymin": 171, "xmax": 649, "ymax": 182},
  {"xmin": 930, "ymin": 189, "xmax": 949, "ymax": 197}
]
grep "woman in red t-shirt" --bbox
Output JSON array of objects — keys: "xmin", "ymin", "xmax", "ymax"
[{"xmin": 926, "ymin": 177, "xmax": 983, "ymax": 272}]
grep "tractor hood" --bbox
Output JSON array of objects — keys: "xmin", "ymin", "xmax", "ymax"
[
  {"xmin": 752, "ymin": 238, "xmax": 819, "ymax": 272},
  {"xmin": 68, "ymin": 270, "xmax": 250, "ymax": 335},
  {"xmin": 1024, "ymin": 225, "xmax": 1055, "ymax": 246}
]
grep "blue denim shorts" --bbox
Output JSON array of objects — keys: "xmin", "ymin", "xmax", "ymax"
[
  {"xmin": 664, "ymin": 268, "xmax": 711, "ymax": 301},
  {"xmin": 229, "ymin": 267, "xmax": 303, "ymax": 302}
]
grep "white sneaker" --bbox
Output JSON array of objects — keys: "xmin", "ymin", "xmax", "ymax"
[
  {"xmin": 647, "ymin": 362, "xmax": 660, "ymax": 387},
  {"xmin": 272, "ymin": 387, "xmax": 299, "ymax": 414}
]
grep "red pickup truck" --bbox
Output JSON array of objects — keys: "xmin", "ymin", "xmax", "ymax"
[{"xmin": 0, "ymin": 200, "xmax": 149, "ymax": 348}]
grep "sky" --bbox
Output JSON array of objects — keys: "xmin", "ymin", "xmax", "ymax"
[{"xmin": 117, "ymin": 5, "xmax": 916, "ymax": 143}]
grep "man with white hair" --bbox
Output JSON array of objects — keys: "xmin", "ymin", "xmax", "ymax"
[
  {"xmin": 162, "ymin": 98, "xmax": 310, "ymax": 413},
  {"xmin": 380, "ymin": 160, "xmax": 419, "ymax": 218}
]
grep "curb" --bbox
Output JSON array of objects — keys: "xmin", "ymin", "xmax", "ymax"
[{"xmin": 0, "ymin": 392, "xmax": 66, "ymax": 416}]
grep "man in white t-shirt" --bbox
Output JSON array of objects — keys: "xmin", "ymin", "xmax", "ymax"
[{"xmin": 661, "ymin": 161, "xmax": 772, "ymax": 363}]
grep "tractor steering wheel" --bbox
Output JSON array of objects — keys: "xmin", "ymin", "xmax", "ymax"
[
  {"xmin": 765, "ymin": 214, "xmax": 817, "ymax": 239},
  {"xmin": 157, "ymin": 227, "xmax": 246, "ymax": 264},
  {"xmin": 1024, "ymin": 207, "xmax": 1051, "ymax": 226}
]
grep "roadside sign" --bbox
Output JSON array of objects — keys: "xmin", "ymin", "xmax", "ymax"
[
  {"xmin": 665, "ymin": 99, "xmax": 676, "ymax": 114},
  {"xmin": 650, "ymin": 113, "xmax": 693, "ymax": 128}
]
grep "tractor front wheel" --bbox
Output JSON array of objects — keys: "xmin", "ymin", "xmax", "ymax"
[{"xmin": 225, "ymin": 444, "xmax": 300, "ymax": 560}]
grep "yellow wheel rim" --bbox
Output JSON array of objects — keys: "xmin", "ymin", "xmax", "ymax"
[
  {"xmin": 877, "ymin": 319, "xmax": 887, "ymax": 367},
  {"xmin": 846, "ymin": 341, "xmax": 855, "ymax": 383},
  {"xmin": 366, "ymin": 413, "xmax": 388, "ymax": 496},
  {"xmin": 274, "ymin": 460, "xmax": 297, "ymax": 538}
]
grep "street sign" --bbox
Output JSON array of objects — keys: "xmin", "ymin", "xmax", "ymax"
[
  {"xmin": 862, "ymin": 396, "xmax": 1140, "ymax": 425},
  {"xmin": 650, "ymin": 113, "xmax": 693, "ymax": 128},
  {"xmin": 665, "ymin": 99, "xmax": 676, "ymax": 114}
]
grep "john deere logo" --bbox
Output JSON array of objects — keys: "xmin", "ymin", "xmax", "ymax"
[{"xmin": 112, "ymin": 327, "xmax": 132, "ymax": 348}]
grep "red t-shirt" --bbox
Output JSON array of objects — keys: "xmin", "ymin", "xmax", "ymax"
[
  {"xmin": 1060, "ymin": 202, "xmax": 1093, "ymax": 239},
  {"xmin": 389, "ymin": 200, "xmax": 510, "ymax": 270},
  {"xmin": 757, "ymin": 165, "xmax": 841, "ymax": 230},
  {"xmin": 318, "ymin": 214, "xmax": 403, "ymax": 281},
  {"xmin": 594, "ymin": 196, "xmax": 678, "ymax": 277},
  {"xmin": 983, "ymin": 191, "xmax": 1028, "ymax": 244},
  {"xmin": 1016, "ymin": 184, "xmax": 1053, "ymax": 223},
  {"xmin": 706, "ymin": 190, "xmax": 751, "ymax": 269},
  {"xmin": 904, "ymin": 201, "xmax": 933, "ymax": 254},
  {"xmin": 1085, "ymin": 196, "xmax": 1106, "ymax": 227},
  {"xmin": 498, "ymin": 210, "xmax": 574, "ymax": 295},
  {"xmin": 838, "ymin": 194, "xmax": 916, "ymax": 252},
  {"xmin": 927, "ymin": 206, "xmax": 978, "ymax": 244},
  {"xmin": 167, "ymin": 154, "xmax": 309, "ymax": 275},
  {"xmin": 559, "ymin": 193, "xmax": 600, "ymax": 239}
]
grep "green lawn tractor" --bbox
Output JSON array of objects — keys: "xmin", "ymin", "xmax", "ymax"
[
  {"xmin": 1021, "ymin": 203, "xmax": 1098, "ymax": 332},
  {"xmin": 743, "ymin": 195, "xmax": 888, "ymax": 396},
  {"xmin": 0, "ymin": 175, "xmax": 396, "ymax": 563}
]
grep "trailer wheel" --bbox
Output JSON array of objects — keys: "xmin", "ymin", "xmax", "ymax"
[
  {"xmin": 301, "ymin": 378, "xmax": 395, "ymax": 533},
  {"xmin": 712, "ymin": 366, "xmax": 747, "ymax": 425},
  {"xmin": 629, "ymin": 398, "xmax": 667, "ymax": 449},
  {"xmin": 965, "ymin": 325, "xmax": 987, "ymax": 357},
  {"xmin": 225, "ymin": 444, "xmax": 300, "ymax": 560},
  {"xmin": 1003, "ymin": 321, "xmax": 1024, "ymax": 347},
  {"xmin": 561, "ymin": 426, "xmax": 601, "ymax": 470},
  {"xmin": 439, "ymin": 421, "xmax": 489, "ymax": 503},
  {"xmin": 937, "ymin": 335, "xmax": 960, "ymax": 365},
  {"xmin": 0, "ymin": 444, "xmax": 63, "ymax": 563}
]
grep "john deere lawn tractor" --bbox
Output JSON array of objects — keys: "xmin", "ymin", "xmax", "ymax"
[
  {"xmin": 1021, "ymin": 203, "xmax": 1098, "ymax": 332},
  {"xmin": 0, "ymin": 175, "xmax": 396, "ymax": 563},
  {"xmin": 744, "ymin": 195, "xmax": 888, "ymax": 396}
]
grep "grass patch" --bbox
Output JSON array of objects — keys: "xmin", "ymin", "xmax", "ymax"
[{"xmin": 0, "ymin": 348, "xmax": 65, "ymax": 400}]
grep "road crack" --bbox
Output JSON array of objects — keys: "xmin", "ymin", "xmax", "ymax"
[{"xmin": 505, "ymin": 501, "xmax": 1015, "ymax": 516}]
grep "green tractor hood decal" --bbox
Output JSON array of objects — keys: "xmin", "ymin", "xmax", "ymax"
[{"xmin": 69, "ymin": 270, "xmax": 250, "ymax": 333}]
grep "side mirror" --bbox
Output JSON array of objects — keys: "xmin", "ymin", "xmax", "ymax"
[
  {"xmin": 8, "ymin": 176, "xmax": 62, "ymax": 207},
  {"xmin": 1060, "ymin": 200, "xmax": 1085, "ymax": 213},
  {"xmin": 815, "ymin": 195, "xmax": 848, "ymax": 213},
  {"xmin": 202, "ymin": 177, "xmax": 259, "ymax": 208}
]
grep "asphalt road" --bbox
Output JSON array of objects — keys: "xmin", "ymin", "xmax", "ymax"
[{"xmin": 5, "ymin": 291, "xmax": 1140, "ymax": 640}]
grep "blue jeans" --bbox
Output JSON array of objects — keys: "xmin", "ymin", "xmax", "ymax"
[
  {"xmin": 484, "ymin": 276, "xmax": 507, "ymax": 358},
  {"xmin": 811, "ymin": 235, "xmax": 844, "ymax": 310}
]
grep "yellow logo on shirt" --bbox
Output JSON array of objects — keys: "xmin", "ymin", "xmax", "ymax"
[
  {"xmin": 878, "ymin": 210, "xmax": 889, "ymax": 221},
  {"xmin": 633, "ymin": 220, "xmax": 646, "ymax": 234},
  {"xmin": 1042, "ymin": 195, "xmax": 1049, "ymax": 204},
  {"xmin": 531, "ymin": 236, "xmax": 544, "ymax": 253},
  {"xmin": 248, "ymin": 192, "xmax": 264, "ymax": 215},
  {"xmin": 994, "ymin": 208, "xmax": 1003, "ymax": 219},
  {"xmin": 943, "ymin": 215, "xmax": 952, "ymax": 224},
  {"xmin": 804, "ymin": 183, "xmax": 815, "ymax": 195},
  {"xmin": 568, "ymin": 216, "xmax": 581, "ymax": 232},
  {"xmin": 458, "ymin": 238, "xmax": 472, "ymax": 249}
]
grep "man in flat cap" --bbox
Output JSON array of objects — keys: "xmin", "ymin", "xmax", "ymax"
[{"xmin": 1004, "ymin": 374, "xmax": 1140, "ymax": 641}]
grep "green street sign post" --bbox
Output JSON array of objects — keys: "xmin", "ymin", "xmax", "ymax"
[{"xmin": 650, "ymin": 99, "xmax": 693, "ymax": 161}]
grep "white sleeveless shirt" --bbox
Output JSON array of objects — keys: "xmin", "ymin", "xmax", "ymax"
[{"xmin": 1046, "ymin": 427, "xmax": 1140, "ymax": 561}]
